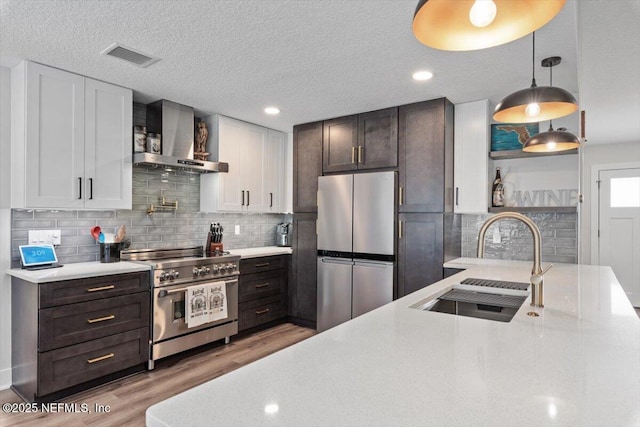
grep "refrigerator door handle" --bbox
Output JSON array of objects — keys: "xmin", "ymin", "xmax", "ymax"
[
  {"xmin": 320, "ymin": 257, "xmax": 354, "ymax": 265},
  {"xmin": 353, "ymin": 260, "xmax": 393, "ymax": 268}
]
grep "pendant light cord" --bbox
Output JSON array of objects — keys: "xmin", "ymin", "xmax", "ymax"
[{"xmin": 531, "ymin": 32, "xmax": 537, "ymax": 88}]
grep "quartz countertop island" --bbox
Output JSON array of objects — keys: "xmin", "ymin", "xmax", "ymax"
[{"xmin": 147, "ymin": 262, "xmax": 640, "ymax": 427}]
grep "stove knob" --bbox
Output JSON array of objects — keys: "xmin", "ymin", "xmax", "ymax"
[
  {"xmin": 192, "ymin": 267, "xmax": 199, "ymax": 276},
  {"xmin": 159, "ymin": 272, "xmax": 168, "ymax": 281},
  {"xmin": 204, "ymin": 267, "xmax": 211, "ymax": 274},
  {"xmin": 213, "ymin": 266, "xmax": 220, "ymax": 274},
  {"xmin": 219, "ymin": 265, "xmax": 227, "ymax": 274},
  {"xmin": 228, "ymin": 264, "xmax": 237, "ymax": 272},
  {"xmin": 170, "ymin": 270, "xmax": 179, "ymax": 279}
]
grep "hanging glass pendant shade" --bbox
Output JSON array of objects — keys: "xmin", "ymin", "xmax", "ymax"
[
  {"xmin": 412, "ymin": 0, "xmax": 566, "ymax": 51},
  {"xmin": 494, "ymin": 35, "xmax": 578, "ymax": 123}
]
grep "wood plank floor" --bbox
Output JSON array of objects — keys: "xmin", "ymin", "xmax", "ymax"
[{"xmin": 0, "ymin": 323, "xmax": 315, "ymax": 427}]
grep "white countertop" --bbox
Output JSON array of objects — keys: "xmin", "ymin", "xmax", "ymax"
[
  {"xmin": 228, "ymin": 246, "xmax": 292, "ymax": 258},
  {"xmin": 147, "ymin": 262, "xmax": 640, "ymax": 427},
  {"xmin": 7, "ymin": 261, "xmax": 151, "ymax": 283},
  {"xmin": 444, "ymin": 257, "xmax": 541, "ymax": 269}
]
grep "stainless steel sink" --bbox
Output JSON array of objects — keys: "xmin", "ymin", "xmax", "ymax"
[{"xmin": 410, "ymin": 278, "xmax": 529, "ymax": 323}]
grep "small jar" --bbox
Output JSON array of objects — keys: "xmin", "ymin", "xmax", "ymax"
[
  {"xmin": 133, "ymin": 126, "xmax": 147, "ymax": 152},
  {"xmin": 147, "ymin": 133, "xmax": 161, "ymax": 154}
]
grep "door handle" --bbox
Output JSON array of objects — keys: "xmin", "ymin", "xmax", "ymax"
[
  {"xmin": 89, "ymin": 178, "xmax": 93, "ymax": 200},
  {"xmin": 358, "ymin": 146, "xmax": 364, "ymax": 163},
  {"xmin": 87, "ymin": 284, "xmax": 115, "ymax": 292},
  {"xmin": 78, "ymin": 177, "xmax": 82, "ymax": 199},
  {"xmin": 255, "ymin": 308, "xmax": 270, "ymax": 315},
  {"xmin": 241, "ymin": 190, "xmax": 245, "ymax": 206},
  {"xmin": 399, "ymin": 220, "xmax": 403, "ymax": 239},
  {"xmin": 247, "ymin": 191, "xmax": 250, "ymax": 206},
  {"xmin": 87, "ymin": 314, "xmax": 116, "ymax": 324},
  {"xmin": 399, "ymin": 186, "xmax": 404, "ymax": 205},
  {"xmin": 351, "ymin": 146, "xmax": 357, "ymax": 164},
  {"xmin": 455, "ymin": 187, "xmax": 459, "ymax": 206},
  {"xmin": 270, "ymin": 192, "xmax": 273, "ymax": 207},
  {"xmin": 255, "ymin": 282, "xmax": 270, "ymax": 288},
  {"xmin": 87, "ymin": 353, "xmax": 115, "ymax": 364}
]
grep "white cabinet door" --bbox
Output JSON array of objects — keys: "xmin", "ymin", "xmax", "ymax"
[
  {"xmin": 454, "ymin": 99, "xmax": 490, "ymax": 213},
  {"xmin": 243, "ymin": 124, "xmax": 267, "ymax": 212},
  {"xmin": 265, "ymin": 129, "xmax": 285, "ymax": 212},
  {"xmin": 216, "ymin": 116, "xmax": 244, "ymax": 211},
  {"xmin": 13, "ymin": 61, "xmax": 132, "ymax": 210},
  {"xmin": 84, "ymin": 78, "xmax": 132, "ymax": 209},
  {"xmin": 22, "ymin": 61, "xmax": 85, "ymax": 208}
]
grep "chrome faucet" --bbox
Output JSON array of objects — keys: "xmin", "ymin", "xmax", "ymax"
[{"xmin": 476, "ymin": 212, "xmax": 551, "ymax": 307}]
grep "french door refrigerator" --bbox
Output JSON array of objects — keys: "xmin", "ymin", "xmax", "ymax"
[{"xmin": 317, "ymin": 171, "xmax": 395, "ymax": 332}]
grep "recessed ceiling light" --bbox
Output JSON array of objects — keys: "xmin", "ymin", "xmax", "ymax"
[
  {"xmin": 412, "ymin": 70, "xmax": 433, "ymax": 81},
  {"xmin": 264, "ymin": 107, "xmax": 280, "ymax": 115}
]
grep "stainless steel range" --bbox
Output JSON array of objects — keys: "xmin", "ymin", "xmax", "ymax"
[{"xmin": 121, "ymin": 246, "xmax": 240, "ymax": 369}]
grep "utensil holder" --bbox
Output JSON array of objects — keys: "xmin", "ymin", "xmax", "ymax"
[{"xmin": 100, "ymin": 243, "xmax": 121, "ymax": 263}]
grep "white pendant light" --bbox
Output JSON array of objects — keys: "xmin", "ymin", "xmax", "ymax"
[{"xmin": 412, "ymin": 0, "xmax": 566, "ymax": 51}]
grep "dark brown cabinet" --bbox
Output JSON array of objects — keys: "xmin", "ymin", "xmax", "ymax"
[
  {"xmin": 323, "ymin": 108, "xmax": 398, "ymax": 173},
  {"xmin": 11, "ymin": 271, "xmax": 150, "ymax": 402},
  {"xmin": 289, "ymin": 213, "xmax": 317, "ymax": 327},
  {"xmin": 293, "ymin": 121, "xmax": 323, "ymax": 213},
  {"xmin": 238, "ymin": 255, "xmax": 287, "ymax": 331},
  {"xmin": 398, "ymin": 98, "xmax": 454, "ymax": 213}
]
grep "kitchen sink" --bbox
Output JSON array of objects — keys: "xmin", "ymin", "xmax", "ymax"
[{"xmin": 410, "ymin": 278, "xmax": 529, "ymax": 323}]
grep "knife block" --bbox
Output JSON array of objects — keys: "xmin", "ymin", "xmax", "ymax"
[{"xmin": 205, "ymin": 232, "xmax": 223, "ymax": 254}]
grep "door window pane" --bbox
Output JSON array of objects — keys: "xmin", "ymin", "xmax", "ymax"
[{"xmin": 611, "ymin": 177, "xmax": 640, "ymax": 207}]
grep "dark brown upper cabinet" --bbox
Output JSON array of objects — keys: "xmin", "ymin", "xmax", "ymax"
[
  {"xmin": 398, "ymin": 98, "xmax": 454, "ymax": 213},
  {"xmin": 323, "ymin": 108, "xmax": 398, "ymax": 173},
  {"xmin": 293, "ymin": 121, "xmax": 323, "ymax": 213}
]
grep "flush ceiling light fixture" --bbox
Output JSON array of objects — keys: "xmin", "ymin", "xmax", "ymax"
[
  {"xmin": 523, "ymin": 56, "xmax": 580, "ymax": 152},
  {"xmin": 493, "ymin": 32, "xmax": 578, "ymax": 123},
  {"xmin": 264, "ymin": 107, "xmax": 280, "ymax": 115},
  {"xmin": 412, "ymin": 0, "xmax": 566, "ymax": 51},
  {"xmin": 412, "ymin": 70, "xmax": 434, "ymax": 81}
]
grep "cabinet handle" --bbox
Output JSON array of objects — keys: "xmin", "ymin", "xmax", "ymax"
[
  {"xmin": 358, "ymin": 146, "xmax": 364, "ymax": 163},
  {"xmin": 351, "ymin": 146, "xmax": 357, "ymax": 164},
  {"xmin": 255, "ymin": 262, "xmax": 270, "ymax": 268},
  {"xmin": 247, "ymin": 191, "xmax": 250, "ymax": 206},
  {"xmin": 399, "ymin": 220, "xmax": 403, "ymax": 239},
  {"xmin": 241, "ymin": 190, "xmax": 245, "ymax": 206},
  {"xmin": 399, "ymin": 187, "xmax": 404, "ymax": 205},
  {"xmin": 87, "ymin": 353, "xmax": 115, "ymax": 364},
  {"xmin": 455, "ymin": 187, "xmax": 459, "ymax": 206},
  {"xmin": 87, "ymin": 284, "xmax": 115, "ymax": 292},
  {"xmin": 255, "ymin": 282, "xmax": 270, "ymax": 288},
  {"xmin": 89, "ymin": 178, "xmax": 93, "ymax": 200},
  {"xmin": 270, "ymin": 192, "xmax": 273, "ymax": 207},
  {"xmin": 255, "ymin": 308, "xmax": 270, "ymax": 315},
  {"xmin": 78, "ymin": 177, "xmax": 82, "ymax": 199},
  {"xmin": 87, "ymin": 314, "xmax": 116, "ymax": 324}
]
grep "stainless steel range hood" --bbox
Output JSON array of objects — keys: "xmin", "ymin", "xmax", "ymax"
[{"xmin": 133, "ymin": 99, "xmax": 228, "ymax": 173}]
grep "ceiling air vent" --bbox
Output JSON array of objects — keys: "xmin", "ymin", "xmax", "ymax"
[{"xmin": 100, "ymin": 43, "xmax": 160, "ymax": 68}]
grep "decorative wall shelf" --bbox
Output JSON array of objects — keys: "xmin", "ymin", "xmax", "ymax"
[
  {"xmin": 489, "ymin": 148, "xmax": 579, "ymax": 160},
  {"xmin": 488, "ymin": 206, "xmax": 577, "ymax": 214}
]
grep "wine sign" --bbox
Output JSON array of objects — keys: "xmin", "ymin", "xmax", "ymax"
[{"xmin": 511, "ymin": 189, "xmax": 579, "ymax": 207}]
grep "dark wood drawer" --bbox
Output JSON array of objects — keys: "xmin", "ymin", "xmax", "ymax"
[
  {"xmin": 238, "ymin": 294, "xmax": 286, "ymax": 331},
  {"xmin": 39, "ymin": 292, "xmax": 150, "ymax": 351},
  {"xmin": 240, "ymin": 255, "xmax": 286, "ymax": 274},
  {"xmin": 39, "ymin": 271, "xmax": 150, "ymax": 308},
  {"xmin": 38, "ymin": 327, "xmax": 148, "ymax": 396},
  {"xmin": 239, "ymin": 270, "xmax": 285, "ymax": 303}
]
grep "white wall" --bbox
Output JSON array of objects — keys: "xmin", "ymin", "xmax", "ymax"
[
  {"xmin": 0, "ymin": 66, "xmax": 12, "ymax": 389},
  {"xmin": 580, "ymin": 141, "xmax": 640, "ymax": 264}
]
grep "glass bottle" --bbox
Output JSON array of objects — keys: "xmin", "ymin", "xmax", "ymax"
[{"xmin": 492, "ymin": 167, "xmax": 505, "ymax": 207}]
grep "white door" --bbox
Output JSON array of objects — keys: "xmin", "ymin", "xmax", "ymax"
[
  {"xmin": 598, "ymin": 168, "xmax": 640, "ymax": 307},
  {"xmin": 243, "ymin": 124, "xmax": 267, "ymax": 212},
  {"xmin": 217, "ymin": 116, "xmax": 244, "ymax": 211}
]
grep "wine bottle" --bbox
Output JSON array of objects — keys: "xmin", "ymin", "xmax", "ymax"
[{"xmin": 492, "ymin": 168, "xmax": 505, "ymax": 207}]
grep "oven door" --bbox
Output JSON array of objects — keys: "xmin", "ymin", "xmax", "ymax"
[{"xmin": 153, "ymin": 278, "xmax": 238, "ymax": 342}]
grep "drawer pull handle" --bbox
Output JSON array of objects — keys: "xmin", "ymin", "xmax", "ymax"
[
  {"xmin": 255, "ymin": 308, "xmax": 270, "ymax": 315},
  {"xmin": 87, "ymin": 353, "xmax": 115, "ymax": 364},
  {"xmin": 87, "ymin": 285, "xmax": 115, "ymax": 292},
  {"xmin": 255, "ymin": 263, "xmax": 270, "ymax": 268},
  {"xmin": 255, "ymin": 282, "xmax": 270, "ymax": 288},
  {"xmin": 87, "ymin": 314, "xmax": 116, "ymax": 324}
]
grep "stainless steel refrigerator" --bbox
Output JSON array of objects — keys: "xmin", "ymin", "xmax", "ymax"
[{"xmin": 317, "ymin": 171, "xmax": 395, "ymax": 332}]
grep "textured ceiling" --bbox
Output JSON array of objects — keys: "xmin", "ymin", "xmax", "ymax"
[{"xmin": 1, "ymin": 0, "xmax": 638, "ymax": 146}]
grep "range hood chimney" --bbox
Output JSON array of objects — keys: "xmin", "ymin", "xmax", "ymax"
[{"xmin": 133, "ymin": 99, "xmax": 228, "ymax": 173}]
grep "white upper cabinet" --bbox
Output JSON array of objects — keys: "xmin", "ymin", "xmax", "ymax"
[
  {"xmin": 11, "ymin": 61, "xmax": 132, "ymax": 209},
  {"xmin": 200, "ymin": 115, "xmax": 286, "ymax": 213},
  {"xmin": 453, "ymin": 99, "xmax": 490, "ymax": 214}
]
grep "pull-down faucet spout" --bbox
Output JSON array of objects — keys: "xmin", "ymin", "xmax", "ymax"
[{"xmin": 477, "ymin": 212, "xmax": 550, "ymax": 307}]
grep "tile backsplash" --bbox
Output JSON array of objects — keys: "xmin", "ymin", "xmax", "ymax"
[
  {"xmin": 10, "ymin": 167, "xmax": 287, "ymax": 266},
  {"xmin": 460, "ymin": 212, "xmax": 578, "ymax": 264}
]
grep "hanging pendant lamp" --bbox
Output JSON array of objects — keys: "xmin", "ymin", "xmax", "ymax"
[
  {"xmin": 493, "ymin": 33, "xmax": 578, "ymax": 123},
  {"xmin": 412, "ymin": 0, "xmax": 566, "ymax": 51},
  {"xmin": 523, "ymin": 56, "xmax": 580, "ymax": 152}
]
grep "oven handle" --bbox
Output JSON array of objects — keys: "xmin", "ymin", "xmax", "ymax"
[{"xmin": 157, "ymin": 280, "xmax": 237, "ymax": 298}]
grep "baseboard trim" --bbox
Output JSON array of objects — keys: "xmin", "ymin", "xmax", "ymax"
[{"xmin": 0, "ymin": 366, "xmax": 11, "ymax": 390}]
